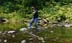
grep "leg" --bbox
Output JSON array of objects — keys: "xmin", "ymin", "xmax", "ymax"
[
  {"xmin": 29, "ymin": 18, "xmax": 34, "ymax": 29},
  {"xmin": 34, "ymin": 18, "xmax": 39, "ymax": 32}
]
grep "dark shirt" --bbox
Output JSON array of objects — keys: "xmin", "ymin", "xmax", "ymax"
[{"xmin": 33, "ymin": 10, "xmax": 38, "ymax": 18}]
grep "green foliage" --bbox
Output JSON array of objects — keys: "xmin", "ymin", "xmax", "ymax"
[
  {"xmin": 0, "ymin": 0, "xmax": 72, "ymax": 29},
  {"xmin": 0, "ymin": 1, "xmax": 72, "ymax": 43}
]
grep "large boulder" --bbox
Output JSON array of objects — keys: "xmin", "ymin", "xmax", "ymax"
[{"xmin": 0, "ymin": 17, "xmax": 8, "ymax": 23}]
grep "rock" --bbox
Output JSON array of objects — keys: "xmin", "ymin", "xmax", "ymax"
[
  {"xmin": 0, "ymin": 31, "xmax": 2, "ymax": 34},
  {"xmin": 7, "ymin": 30, "xmax": 16, "ymax": 34},
  {"xmin": 50, "ymin": 30, "xmax": 54, "ymax": 33},
  {"xmin": 0, "ymin": 17, "xmax": 9, "ymax": 23},
  {"xmin": 38, "ymin": 37, "xmax": 45, "ymax": 43},
  {"xmin": 2, "ymin": 31, "xmax": 7, "ymax": 35},
  {"xmin": 4, "ymin": 39, "xmax": 7, "ymax": 43},
  {"xmin": 21, "ymin": 40, "xmax": 26, "ymax": 43},
  {"xmin": 7, "ymin": 30, "xmax": 16, "ymax": 37},
  {"xmin": 0, "ymin": 39, "xmax": 2, "ymax": 42},
  {"xmin": 2, "ymin": 19, "xmax": 9, "ymax": 23},
  {"xmin": 42, "ymin": 40, "xmax": 45, "ymax": 43},
  {"xmin": 12, "ymin": 34, "xmax": 15, "ymax": 38},
  {"xmin": 38, "ymin": 37, "xmax": 44, "ymax": 40},
  {"xmin": 29, "ymin": 38, "xmax": 33, "ymax": 40},
  {"xmin": 20, "ymin": 28, "xmax": 27, "ymax": 32},
  {"xmin": 64, "ymin": 24, "xmax": 72, "ymax": 27},
  {"xmin": 57, "ymin": 24, "xmax": 63, "ymax": 27}
]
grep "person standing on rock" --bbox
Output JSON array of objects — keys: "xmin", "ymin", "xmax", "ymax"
[{"xmin": 28, "ymin": 6, "xmax": 39, "ymax": 32}]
